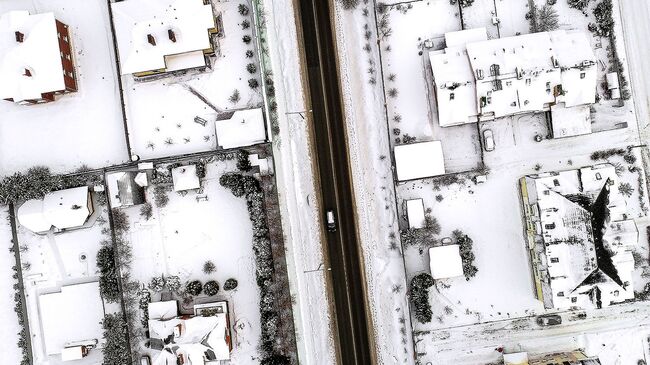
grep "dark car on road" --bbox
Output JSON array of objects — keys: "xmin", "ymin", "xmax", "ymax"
[{"xmin": 536, "ymin": 314, "xmax": 562, "ymax": 326}]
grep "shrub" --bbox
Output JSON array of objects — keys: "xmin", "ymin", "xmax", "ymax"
[
  {"xmin": 245, "ymin": 50, "xmax": 254, "ymax": 58},
  {"xmin": 535, "ymin": 4, "xmax": 559, "ymax": 32},
  {"xmin": 246, "ymin": 63, "xmax": 257, "ymax": 74},
  {"xmin": 248, "ymin": 78, "xmax": 260, "ymax": 89},
  {"xmin": 166, "ymin": 275, "xmax": 181, "ymax": 292},
  {"xmin": 261, "ymin": 355, "xmax": 290, "ymax": 365},
  {"xmin": 101, "ymin": 314, "xmax": 131, "ymax": 365},
  {"xmin": 238, "ymin": 4, "xmax": 249, "ymax": 16},
  {"xmin": 97, "ymin": 246, "xmax": 120, "ymax": 303},
  {"xmin": 148, "ymin": 276, "xmax": 165, "ymax": 292},
  {"xmin": 224, "ymin": 278, "xmax": 238, "ymax": 291},
  {"xmin": 619, "ymin": 182, "xmax": 634, "ymax": 197},
  {"xmin": 568, "ymin": 0, "xmax": 591, "ymax": 10},
  {"xmin": 337, "ymin": 0, "xmax": 359, "ymax": 10},
  {"xmin": 624, "ymin": 153, "xmax": 637, "ymax": 165},
  {"xmin": 154, "ymin": 186, "xmax": 169, "ymax": 208},
  {"xmin": 203, "ymin": 260, "xmax": 216, "ymax": 274},
  {"xmin": 111, "ymin": 209, "xmax": 129, "ymax": 233},
  {"xmin": 186, "ymin": 280, "xmax": 203, "ymax": 296},
  {"xmin": 241, "ymin": 20, "xmax": 250, "ymax": 29},
  {"xmin": 0, "ymin": 166, "xmax": 63, "ymax": 204},
  {"xmin": 229, "ymin": 89, "xmax": 241, "ymax": 104},
  {"xmin": 242, "ymin": 35, "xmax": 252, "ymax": 44},
  {"xmin": 409, "ymin": 273, "xmax": 434, "ymax": 323},
  {"xmin": 236, "ymin": 150, "xmax": 252, "ymax": 172},
  {"xmin": 454, "ymin": 230, "xmax": 478, "ymax": 280},
  {"xmin": 140, "ymin": 202, "xmax": 153, "ymax": 220},
  {"xmin": 204, "ymin": 280, "xmax": 220, "ymax": 296}
]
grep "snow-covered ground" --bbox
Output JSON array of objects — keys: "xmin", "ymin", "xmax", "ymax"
[
  {"xmin": 0, "ymin": 206, "xmax": 22, "ymax": 365},
  {"xmin": 14, "ymin": 193, "xmax": 112, "ymax": 365},
  {"xmin": 261, "ymin": 0, "xmax": 337, "ymax": 363},
  {"xmin": 122, "ymin": 0, "xmax": 264, "ymax": 160},
  {"xmin": 120, "ymin": 159, "xmax": 262, "ymax": 361},
  {"xmin": 334, "ymin": 1, "xmax": 415, "ymax": 363},
  {"xmin": 0, "ymin": 0, "xmax": 128, "ymax": 175}
]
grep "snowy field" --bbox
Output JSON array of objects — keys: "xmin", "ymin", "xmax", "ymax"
[
  {"xmin": 14, "ymin": 193, "xmax": 112, "ymax": 365},
  {"xmin": 0, "ymin": 206, "xmax": 22, "ymax": 365},
  {"xmin": 0, "ymin": 0, "xmax": 128, "ymax": 175},
  {"xmin": 122, "ymin": 0, "xmax": 264, "ymax": 160},
  {"xmin": 120, "ymin": 159, "xmax": 261, "ymax": 361}
]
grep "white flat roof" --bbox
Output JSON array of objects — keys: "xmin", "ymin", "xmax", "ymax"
[
  {"xmin": 111, "ymin": 0, "xmax": 216, "ymax": 75},
  {"xmin": 215, "ymin": 108, "xmax": 267, "ymax": 149},
  {"xmin": 0, "ymin": 11, "xmax": 66, "ymax": 102},
  {"xmin": 406, "ymin": 199, "xmax": 426, "ymax": 229},
  {"xmin": 429, "ymin": 245, "xmax": 464, "ymax": 279},
  {"xmin": 38, "ymin": 282, "xmax": 104, "ymax": 355},
  {"xmin": 17, "ymin": 199, "xmax": 51, "ymax": 233},
  {"xmin": 394, "ymin": 141, "xmax": 445, "ymax": 181},
  {"xmin": 172, "ymin": 164, "xmax": 200, "ymax": 191},
  {"xmin": 43, "ymin": 186, "xmax": 92, "ymax": 229}
]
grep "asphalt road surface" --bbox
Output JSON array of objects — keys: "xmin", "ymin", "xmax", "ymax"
[{"xmin": 296, "ymin": 0, "xmax": 373, "ymax": 364}]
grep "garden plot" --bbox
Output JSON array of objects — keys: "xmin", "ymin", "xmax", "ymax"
[
  {"xmin": 0, "ymin": 206, "xmax": 22, "ymax": 365},
  {"xmin": 0, "ymin": 0, "xmax": 128, "ymax": 175},
  {"xmin": 123, "ymin": 0, "xmax": 264, "ymax": 160},
  {"xmin": 461, "ymin": 0, "xmax": 531, "ymax": 39},
  {"xmin": 120, "ymin": 158, "xmax": 261, "ymax": 361},
  {"xmin": 14, "ymin": 192, "xmax": 113, "ymax": 365}
]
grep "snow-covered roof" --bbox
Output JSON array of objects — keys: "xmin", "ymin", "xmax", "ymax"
[
  {"xmin": 428, "ymin": 245, "xmax": 463, "ymax": 280},
  {"xmin": 394, "ymin": 141, "xmax": 445, "ymax": 181},
  {"xmin": 431, "ymin": 29, "xmax": 596, "ymax": 126},
  {"xmin": 17, "ymin": 198, "xmax": 51, "ymax": 233},
  {"xmin": 524, "ymin": 164, "xmax": 637, "ymax": 309},
  {"xmin": 148, "ymin": 300, "xmax": 178, "ymax": 321},
  {"xmin": 551, "ymin": 104, "xmax": 592, "ymax": 138},
  {"xmin": 38, "ymin": 282, "xmax": 104, "ymax": 355},
  {"xmin": 43, "ymin": 186, "xmax": 92, "ymax": 229},
  {"xmin": 149, "ymin": 301, "xmax": 231, "ymax": 363},
  {"xmin": 111, "ymin": 0, "xmax": 216, "ymax": 75},
  {"xmin": 503, "ymin": 352, "xmax": 529, "ymax": 365},
  {"xmin": 60, "ymin": 346, "xmax": 84, "ymax": 361},
  {"xmin": 172, "ymin": 164, "xmax": 200, "ymax": 191},
  {"xmin": 406, "ymin": 199, "xmax": 425, "ymax": 229},
  {"xmin": 0, "ymin": 11, "xmax": 66, "ymax": 102},
  {"xmin": 106, "ymin": 171, "xmax": 146, "ymax": 208},
  {"xmin": 17, "ymin": 186, "xmax": 92, "ymax": 233},
  {"xmin": 215, "ymin": 108, "xmax": 267, "ymax": 149}
]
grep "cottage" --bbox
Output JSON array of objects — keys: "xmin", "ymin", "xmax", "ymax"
[
  {"xmin": 106, "ymin": 171, "xmax": 147, "ymax": 208},
  {"xmin": 172, "ymin": 164, "xmax": 201, "ymax": 191},
  {"xmin": 0, "ymin": 11, "xmax": 77, "ymax": 104},
  {"xmin": 17, "ymin": 186, "xmax": 94, "ymax": 233},
  {"xmin": 428, "ymin": 245, "xmax": 464, "ymax": 280},
  {"xmin": 215, "ymin": 108, "xmax": 267, "ymax": 149}
]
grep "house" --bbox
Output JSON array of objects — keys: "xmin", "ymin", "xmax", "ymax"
[
  {"xmin": 394, "ymin": 141, "xmax": 445, "ymax": 181},
  {"xmin": 405, "ymin": 199, "xmax": 426, "ymax": 229},
  {"xmin": 0, "ymin": 10, "xmax": 77, "ymax": 104},
  {"xmin": 38, "ymin": 282, "xmax": 104, "ymax": 357},
  {"xmin": 430, "ymin": 28, "xmax": 597, "ymax": 137},
  {"xmin": 106, "ymin": 171, "xmax": 147, "ymax": 208},
  {"xmin": 504, "ymin": 350, "xmax": 600, "ymax": 365},
  {"xmin": 111, "ymin": 0, "xmax": 218, "ymax": 77},
  {"xmin": 17, "ymin": 186, "xmax": 94, "ymax": 233},
  {"xmin": 215, "ymin": 108, "xmax": 267, "ymax": 149},
  {"xmin": 172, "ymin": 164, "xmax": 201, "ymax": 191},
  {"xmin": 520, "ymin": 164, "xmax": 637, "ymax": 310},
  {"xmin": 147, "ymin": 300, "xmax": 232, "ymax": 364},
  {"xmin": 428, "ymin": 245, "xmax": 464, "ymax": 280}
]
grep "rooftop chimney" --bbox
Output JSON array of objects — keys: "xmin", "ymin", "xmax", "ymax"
[
  {"xmin": 24, "ymin": 68, "xmax": 32, "ymax": 77},
  {"xmin": 168, "ymin": 29, "xmax": 176, "ymax": 43},
  {"xmin": 147, "ymin": 34, "xmax": 156, "ymax": 46},
  {"xmin": 15, "ymin": 31, "xmax": 24, "ymax": 43}
]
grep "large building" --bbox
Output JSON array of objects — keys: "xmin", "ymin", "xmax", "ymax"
[
  {"xmin": 429, "ymin": 28, "xmax": 597, "ymax": 137},
  {"xmin": 0, "ymin": 10, "xmax": 77, "ymax": 104},
  {"xmin": 17, "ymin": 186, "xmax": 94, "ymax": 234},
  {"xmin": 520, "ymin": 164, "xmax": 637, "ymax": 310},
  {"xmin": 111, "ymin": 0, "xmax": 218, "ymax": 77}
]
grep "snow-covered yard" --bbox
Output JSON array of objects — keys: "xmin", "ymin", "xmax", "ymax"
[
  {"xmin": 120, "ymin": 158, "xmax": 262, "ymax": 361},
  {"xmin": 122, "ymin": 0, "xmax": 265, "ymax": 160},
  {"xmin": 0, "ymin": 0, "xmax": 128, "ymax": 175},
  {"xmin": 0, "ymin": 206, "xmax": 22, "ymax": 365},
  {"xmin": 14, "ymin": 192, "xmax": 112, "ymax": 365}
]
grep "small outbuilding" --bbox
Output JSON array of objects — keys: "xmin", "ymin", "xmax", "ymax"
[
  {"xmin": 215, "ymin": 108, "xmax": 267, "ymax": 149},
  {"xmin": 428, "ymin": 245, "xmax": 464, "ymax": 280},
  {"xmin": 172, "ymin": 164, "xmax": 200, "ymax": 191},
  {"xmin": 405, "ymin": 199, "xmax": 426, "ymax": 229},
  {"xmin": 394, "ymin": 141, "xmax": 446, "ymax": 181},
  {"xmin": 106, "ymin": 171, "xmax": 146, "ymax": 208}
]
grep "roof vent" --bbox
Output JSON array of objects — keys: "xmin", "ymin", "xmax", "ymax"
[
  {"xmin": 147, "ymin": 34, "xmax": 156, "ymax": 46},
  {"xmin": 168, "ymin": 29, "xmax": 176, "ymax": 42},
  {"xmin": 23, "ymin": 68, "xmax": 32, "ymax": 77},
  {"xmin": 15, "ymin": 31, "xmax": 24, "ymax": 43}
]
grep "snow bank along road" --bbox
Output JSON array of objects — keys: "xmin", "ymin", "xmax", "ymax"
[
  {"xmin": 296, "ymin": 0, "xmax": 374, "ymax": 363},
  {"xmin": 619, "ymin": 0, "xmax": 650, "ymax": 136}
]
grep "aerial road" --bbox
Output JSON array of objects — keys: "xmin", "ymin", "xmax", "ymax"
[{"xmin": 296, "ymin": 0, "xmax": 374, "ymax": 364}]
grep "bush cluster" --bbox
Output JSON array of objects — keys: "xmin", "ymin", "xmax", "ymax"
[
  {"xmin": 409, "ymin": 273, "xmax": 434, "ymax": 323},
  {"xmin": 590, "ymin": 148, "xmax": 626, "ymax": 160},
  {"xmin": 0, "ymin": 166, "xmax": 62, "ymax": 204},
  {"xmin": 97, "ymin": 246, "xmax": 121, "ymax": 303},
  {"xmin": 453, "ymin": 230, "xmax": 478, "ymax": 280},
  {"xmin": 10, "ymin": 263, "xmax": 30, "ymax": 365},
  {"xmin": 101, "ymin": 314, "xmax": 131, "ymax": 365}
]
